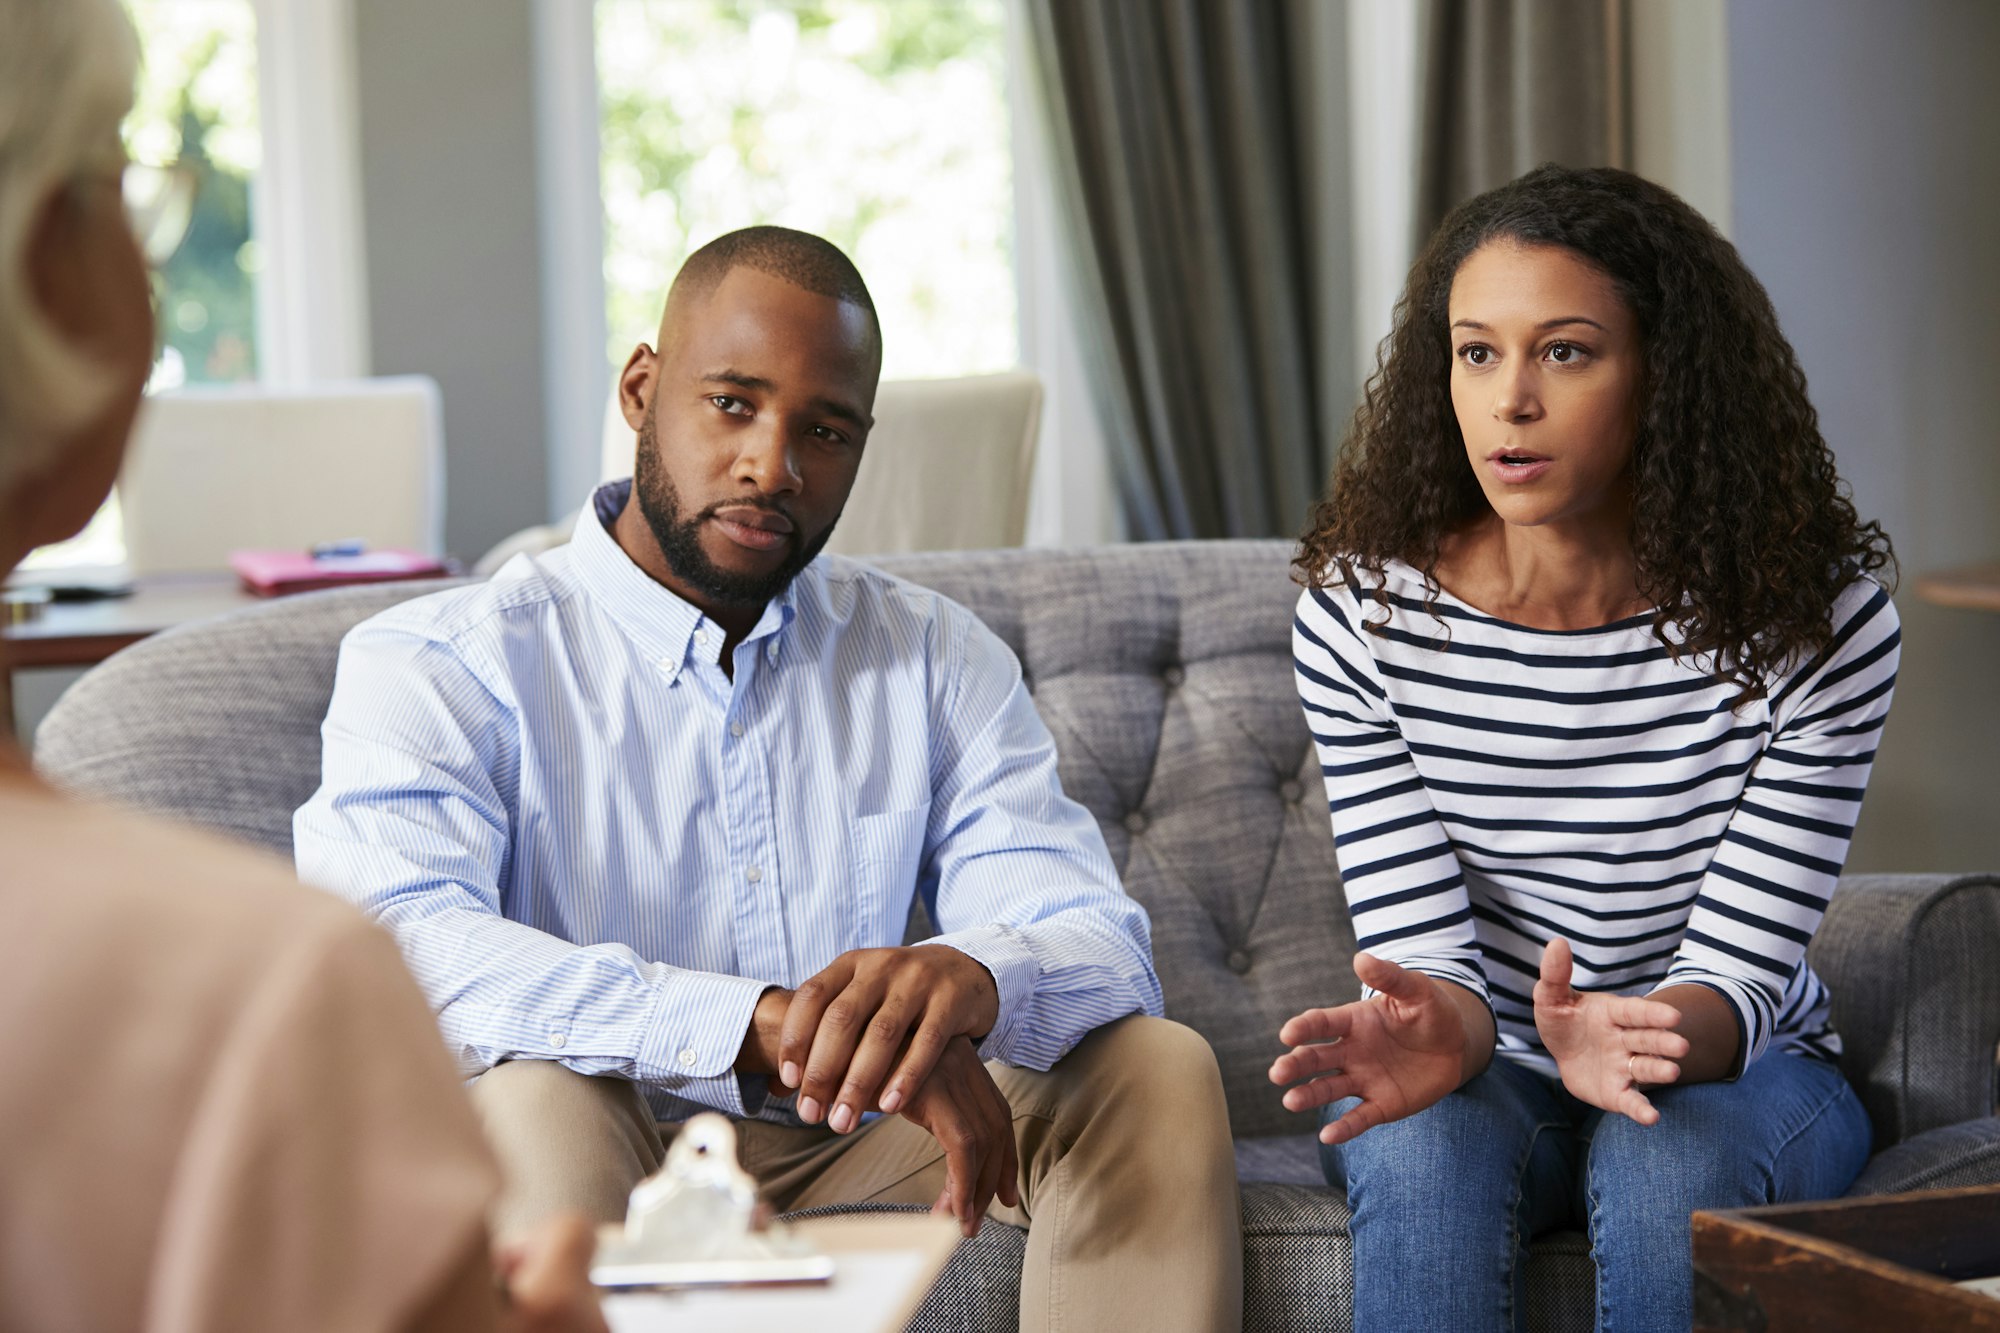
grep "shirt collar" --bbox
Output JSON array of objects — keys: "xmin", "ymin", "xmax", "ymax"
[{"xmin": 571, "ymin": 479, "xmax": 799, "ymax": 683}]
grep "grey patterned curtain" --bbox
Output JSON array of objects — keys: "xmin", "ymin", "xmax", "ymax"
[
  {"xmin": 1020, "ymin": 0, "xmax": 1353, "ymax": 542},
  {"xmin": 1415, "ymin": 0, "xmax": 1630, "ymax": 243}
]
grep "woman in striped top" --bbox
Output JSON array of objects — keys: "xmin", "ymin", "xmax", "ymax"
[{"xmin": 1267, "ymin": 165, "xmax": 1898, "ymax": 1332}]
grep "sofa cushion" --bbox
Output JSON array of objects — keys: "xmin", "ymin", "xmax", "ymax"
[
  {"xmin": 1848, "ymin": 1116, "xmax": 2000, "ymax": 1196},
  {"xmin": 1235, "ymin": 1132, "xmax": 1326, "ymax": 1187},
  {"xmin": 1809, "ymin": 874, "xmax": 2000, "ymax": 1142},
  {"xmin": 789, "ymin": 1188, "xmax": 1598, "ymax": 1333},
  {"xmin": 34, "ymin": 578, "xmax": 477, "ymax": 857},
  {"xmin": 783, "ymin": 1201, "xmax": 1026, "ymax": 1330},
  {"xmin": 872, "ymin": 543, "xmax": 1356, "ymax": 1140}
]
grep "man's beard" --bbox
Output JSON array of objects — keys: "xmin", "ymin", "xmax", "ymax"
[{"xmin": 633, "ymin": 408, "xmax": 837, "ymax": 610}]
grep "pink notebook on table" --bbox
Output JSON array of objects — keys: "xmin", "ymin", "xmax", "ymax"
[{"xmin": 229, "ymin": 548, "xmax": 451, "ymax": 596}]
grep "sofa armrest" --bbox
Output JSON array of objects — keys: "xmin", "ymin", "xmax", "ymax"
[
  {"xmin": 1847, "ymin": 1116, "xmax": 2000, "ymax": 1196},
  {"xmin": 1810, "ymin": 874, "xmax": 2000, "ymax": 1145}
]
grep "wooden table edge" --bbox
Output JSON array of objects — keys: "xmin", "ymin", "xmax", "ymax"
[
  {"xmin": 1915, "ymin": 562, "xmax": 2000, "ymax": 612},
  {"xmin": 1693, "ymin": 1203, "xmax": 2000, "ymax": 1329},
  {"xmin": 4, "ymin": 630, "xmax": 153, "ymax": 669}
]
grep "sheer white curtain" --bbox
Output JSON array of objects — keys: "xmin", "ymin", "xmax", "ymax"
[
  {"xmin": 251, "ymin": 0, "xmax": 371, "ymax": 383},
  {"xmin": 1007, "ymin": 0, "xmax": 1121, "ymax": 548}
]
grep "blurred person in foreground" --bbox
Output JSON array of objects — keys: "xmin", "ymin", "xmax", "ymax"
[{"xmin": 0, "ymin": 2, "xmax": 604, "ymax": 1328}]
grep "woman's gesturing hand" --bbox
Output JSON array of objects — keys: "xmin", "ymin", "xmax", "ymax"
[
  {"xmin": 1267, "ymin": 952, "xmax": 1482, "ymax": 1147},
  {"xmin": 1532, "ymin": 937, "xmax": 1690, "ymax": 1125}
]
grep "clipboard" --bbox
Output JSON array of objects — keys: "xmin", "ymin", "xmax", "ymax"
[
  {"xmin": 590, "ymin": 1113, "xmax": 963, "ymax": 1331},
  {"xmin": 601, "ymin": 1214, "xmax": 963, "ymax": 1333},
  {"xmin": 590, "ymin": 1114, "xmax": 832, "ymax": 1291}
]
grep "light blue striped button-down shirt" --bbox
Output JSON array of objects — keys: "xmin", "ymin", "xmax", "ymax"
[{"xmin": 296, "ymin": 481, "xmax": 1160, "ymax": 1123}]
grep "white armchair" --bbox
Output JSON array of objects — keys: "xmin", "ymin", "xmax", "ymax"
[
  {"xmin": 118, "ymin": 377, "xmax": 445, "ymax": 575},
  {"xmin": 477, "ymin": 370, "xmax": 1043, "ymax": 574}
]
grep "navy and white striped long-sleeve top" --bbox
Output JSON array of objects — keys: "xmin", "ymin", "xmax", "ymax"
[
  {"xmin": 1292, "ymin": 560, "xmax": 1900, "ymax": 1077},
  {"xmin": 295, "ymin": 481, "xmax": 1161, "ymax": 1125}
]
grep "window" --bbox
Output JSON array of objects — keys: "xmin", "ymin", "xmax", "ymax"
[
  {"xmin": 126, "ymin": 0, "xmax": 263, "ymax": 391},
  {"xmin": 594, "ymin": 0, "xmax": 1015, "ymax": 380}
]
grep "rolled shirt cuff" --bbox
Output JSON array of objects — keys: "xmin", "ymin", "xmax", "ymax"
[
  {"xmin": 923, "ymin": 924, "xmax": 1041, "ymax": 1066},
  {"xmin": 638, "ymin": 970, "xmax": 775, "ymax": 1117}
]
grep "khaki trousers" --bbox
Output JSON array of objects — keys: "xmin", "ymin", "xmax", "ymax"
[{"xmin": 472, "ymin": 1015, "xmax": 1243, "ymax": 1332}]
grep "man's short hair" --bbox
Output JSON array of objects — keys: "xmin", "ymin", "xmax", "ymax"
[{"xmin": 667, "ymin": 225, "xmax": 880, "ymax": 349}]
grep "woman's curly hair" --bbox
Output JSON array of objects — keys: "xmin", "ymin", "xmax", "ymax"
[{"xmin": 1295, "ymin": 164, "xmax": 1893, "ymax": 703}]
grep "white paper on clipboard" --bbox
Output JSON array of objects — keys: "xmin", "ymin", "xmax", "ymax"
[{"xmin": 603, "ymin": 1214, "xmax": 963, "ymax": 1333}]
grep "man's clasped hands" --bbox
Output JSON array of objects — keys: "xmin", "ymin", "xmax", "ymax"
[{"xmin": 735, "ymin": 942, "xmax": 1019, "ymax": 1236}]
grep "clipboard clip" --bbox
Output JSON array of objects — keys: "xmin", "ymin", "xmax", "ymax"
[{"xmin": 589, "ymin": 1113, "xmax": 836, "ymax": 1290}]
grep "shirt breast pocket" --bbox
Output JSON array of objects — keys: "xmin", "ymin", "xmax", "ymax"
[{"xmin": 848, "ymin": 804, "xmax": 931, "ymax": 950}]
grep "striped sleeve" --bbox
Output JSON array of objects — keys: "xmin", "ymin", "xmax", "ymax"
[
  {"xmin": 1294, "ymin": 583, "xmax": 1489, "ymax": 1006},
  {"xmin": 1657, "ymin": 580, "xmax": 1901, "ymax": 1072}
]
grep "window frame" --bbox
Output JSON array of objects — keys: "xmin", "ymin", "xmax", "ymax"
[{"xmin": 250, "ymin": 0, "xmax": 371, "ymax": 383}]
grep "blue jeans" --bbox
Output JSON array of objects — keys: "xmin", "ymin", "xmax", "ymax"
[{"xmin": 1322, "ymin": 1051, "xmax": 1871, "ymax": 1333}]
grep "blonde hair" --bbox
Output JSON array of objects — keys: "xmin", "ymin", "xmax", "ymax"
[{"xmin": 0, "ymin": 0, "xmax": 140, "ymax": 496}]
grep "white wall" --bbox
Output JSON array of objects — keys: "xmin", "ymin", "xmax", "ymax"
[
  {"xmin": 1008, "ymin": 0, "xmax": 1121, "ymax": 549},
  {"xmin": 1627, "ymin": 0, "xmax": 1730, "ymax": 235},
  {"xmin": 352, "ymin": 0, "xmax": 552, "ymax": 562},
  {"xmin": 1345, "ymin": 0, "xmax": 1422, "ymax": 388},
  {"xmin": 1728, "ymin": 0, "xmax": 2000, "ymax": 875}
]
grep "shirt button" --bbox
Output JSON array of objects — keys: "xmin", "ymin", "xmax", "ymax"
[
  {"xmin": 746, "ymin": 865, "xmax": 762, "ymax": 882},
  {"xmin": 693, "ymin": 629, "xmax": 708, "ymax": 647},
  {"xmin": 766, "ymin": 642, "xmax": 779, "ymax": 663},
  {"xmin": 549, "ymin": 1032, "xmax": 567, "ymax": 1049},
  {"xmin": 678, "ymin": 1048, "xmax": 697, "ymax": 1068},
  {"xmin": 730, "ymin": 720, "xmax": 745, "ymax": 738}
]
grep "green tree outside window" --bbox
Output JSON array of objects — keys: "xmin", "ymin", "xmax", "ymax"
[
  {"xmin": 125, "ymin": 0, "xmax": 261, "ymax": 389},
  {"xmin": 596, "ymin": 0, "xmax": 1015, "ymax": 380}
]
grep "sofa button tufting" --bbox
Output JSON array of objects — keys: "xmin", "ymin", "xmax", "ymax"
[
  {"xmin": 1280, "ymin": 780, "xmax": 1303, "ymax": 803},
  {"xmin": 1162, "ymin": 665, "xmax": 1185, "ymax": 687},
  {"xmin": 1226, "ymin": 949, "xmax": 1252, "ymax": 975},
  {"xmin": 1123, "ymin": 811, "xmax": 1147, "ymax": 834}
]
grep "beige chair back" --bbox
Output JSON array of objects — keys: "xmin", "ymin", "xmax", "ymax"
[
  {"xmin": 597, "ymin": 370, "xmax": 1043, "ymax": 555},
  {"xmin": 119, "ymin": 377, "xmax": 445, "ymax": 575}
]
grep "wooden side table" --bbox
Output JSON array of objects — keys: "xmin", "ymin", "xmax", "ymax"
[
  {"xmin": 2, "ymin": 574, "xmax": 258, "ymax": 735},
  {"xmin": 1915, "ymin": 563, "xmax": 2000, "ymax": 612},
  {"xmin": 1694, "ymin": 1184, "xmax": 2000, "ymax": 1330}
]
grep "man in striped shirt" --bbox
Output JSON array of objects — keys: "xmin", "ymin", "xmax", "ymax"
[{"xmin": 296, "ymin": 226, "xmax": 1241, "ymax": 1332}]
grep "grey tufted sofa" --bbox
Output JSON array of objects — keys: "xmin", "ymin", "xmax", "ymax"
[{"xmin": 35, "ymin": 540, "xmax": 2000, "ymax": 1331}]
